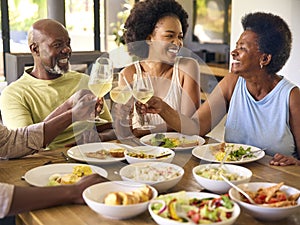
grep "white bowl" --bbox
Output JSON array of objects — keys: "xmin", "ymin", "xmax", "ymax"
[
  {"xmin": 124, "ymin": 146, "xmax": 175, "ymax": 164},
  {"xmin": 148, "ymin": 191, "xmax": 240, "ymax": 225},
  {"xmin": 119, "ymin": 162, "xmax": 184, "ymax": 192},
  {"xmin": 229, "ymin": 182, "xmax": 300, "ymax": 221},
  {"xmin": 192, "ymin": 164, "xmax": 252, "ymax": 194},
  {"xmin": 82, "ymin": 181, "xmax": 158, "ymax": 220}
]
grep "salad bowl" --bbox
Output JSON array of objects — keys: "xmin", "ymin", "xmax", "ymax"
[{"xmin": 149, "ymin": 191, "xmax": 240, "ymax": 225}]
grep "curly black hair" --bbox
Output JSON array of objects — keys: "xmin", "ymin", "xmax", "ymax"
[
  {"xmin": 124, "ymin": 0, "xmax": 189, "ymax": 58},
  {"xmin": 242, "ymin": 12, "xmax": 292, "ymax": 74}
]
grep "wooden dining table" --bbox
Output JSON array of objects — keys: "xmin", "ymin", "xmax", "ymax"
[{"xmin": 0, "ymin": 137, "xmax": 299, "ymax": 225}]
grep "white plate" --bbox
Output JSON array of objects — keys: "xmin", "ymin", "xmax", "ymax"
[
  {"xmin": 148, "ymin": 191, "xmax": 240, "ymax": 225},
  {"xmin": 139, "ymin": 132, "xmax": 205, "ymax": 151},
  {"xmin": 67, "ymin": 142, "xmax": 132, "ymax": 164},
  {"xmin": 192, "ymin": 143, "xmax": 265, "ymax": 164},
  {"xmin": 24, "ymin": 163, "xmax": 108, "ymax": 187}
]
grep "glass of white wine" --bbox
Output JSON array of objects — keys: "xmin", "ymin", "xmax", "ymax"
[
  {"xmin": 110, "ymin": 74, "xmax": 133, "ymax": 128},
  {"xmin": 132, "ymin": 72, "xmax": 155, "ymax": 130},
  {"xmin": 110, "ymin": 75, "xmax": 132, "ymax": 104},
  {"xmin": 88, "ymin": 57, "xmax": 113, "ymax": 123}
]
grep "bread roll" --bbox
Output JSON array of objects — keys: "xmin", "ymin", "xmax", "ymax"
[
  {"xmin": 140, "ymin": 185, "xmax": 153, "ymax": 199},
  {"xmin": 103, "ymin": 185, "xmax": 153, "ymax": 205},
  {"xmin": 109, "ymin": 148, "xmax": 125, "ymax": 157},
  {"xmin": 118, "ymin": 192, "xmax": 139, "ymax": 205},
  {"xmin": 104, "ymin": 192, "xmax": 123, "ymax": 205}
]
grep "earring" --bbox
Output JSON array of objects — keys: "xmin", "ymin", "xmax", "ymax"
[{"xmin": 260, "ymin": 63, "xmax": 263, "ymax": 69}]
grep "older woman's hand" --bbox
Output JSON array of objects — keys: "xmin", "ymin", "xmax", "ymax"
[{"xmin": 270, "ymin": 153, "xmax": 300, "ymax": 166}]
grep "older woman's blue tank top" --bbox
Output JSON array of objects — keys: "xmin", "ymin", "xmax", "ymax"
[{"xmin": 225, "ymin": 76, "xmax": 297, "ymax": 157}]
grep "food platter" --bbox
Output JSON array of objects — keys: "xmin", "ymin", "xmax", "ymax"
[
  {"xmin": 139, "ymin": 132, "xmax": 205, "ymax": 151},
  {"xmin": 192, "ymin": 143, "xmax": 265, "ymax": 164},
  {"xmin": 67, "ymin": 142, "xmax": 132, "ymax": 164},
  {"xmin": 24, "ymin": 163, "xmax": 107, "ymax": 187}
]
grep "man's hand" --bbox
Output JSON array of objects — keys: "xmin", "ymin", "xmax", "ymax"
[
  {"xmin": 69, "ymin": 89, "xmax": 95, "ymax": 108},
  {"xmin": 71, "ymin": 92, "xmax": 97, "ymax": 121}
]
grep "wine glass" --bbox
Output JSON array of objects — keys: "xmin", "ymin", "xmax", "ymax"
[
  {"xmin": 88, "ymin": 57, "xmax": 113, "ymax": 123},
  {"xmin": 110, "ymin": 74, "xmax": 132, "ymax": 104},
  {"xmin": 132, "ymin": 72, "xmax": 155, "ymax": 130},
  {"xmin": 110, "ymin": 73, "xmax": 133, "ymax": 128}
]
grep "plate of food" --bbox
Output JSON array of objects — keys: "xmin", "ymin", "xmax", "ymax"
[
  {"xmin": 67, "ymin": 142, "xmax": 132, "ymax": 164},
  {"xmin": 24, "ymin": 163, "xmax": 107, "ymax": 187},
  {"xmin": 148, "ymin": 191, "xmax": 240, "ymax": 225},
  {"xmin": 139, "ymin": 132, "xmax": 205, "ymax": 151},
  {"xmin": 192, "ymin": 142, "xmax": 265, "ymax": 164}
]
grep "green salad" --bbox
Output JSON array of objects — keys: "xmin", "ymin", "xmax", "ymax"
[
  {"xmin": 151, "ymin": 191, "xmax": 235, "ymax": 224},
  {"xmin": 150, "ymin": 133, "xmax": 179, "ymax": 148},
  {"xmin": 228, "ymin": 145, "xmax": 253, "ymax": 161}
]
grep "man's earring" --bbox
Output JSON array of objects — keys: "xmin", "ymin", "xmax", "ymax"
[{"xmin": 260, "ymin": 63, "xmax": 263, "ymax": 69}]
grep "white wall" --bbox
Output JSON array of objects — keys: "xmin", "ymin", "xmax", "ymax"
[{"xmin": 231, "ymin": 0, "xmax": 300, "ymax": 86}]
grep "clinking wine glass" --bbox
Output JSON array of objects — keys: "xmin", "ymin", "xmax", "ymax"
[
  {"xmin": 110, "ymin": 74, "xmax": 132, "ymax": 104},
  {"xmin": 88, "ymin": 57, "xmax": 113, "ymax": 123},
  {"xmin": 132, "ymin": 72, "xmax": 156, "ymax": 130},
  {"xmin": 110, "ymin": 73, "xmax": 133, "ymax": 127}
]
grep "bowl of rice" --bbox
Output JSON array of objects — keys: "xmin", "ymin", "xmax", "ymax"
[{"xmin": 119, "ymin": 162, "xmax": 184, "ymax": 193}]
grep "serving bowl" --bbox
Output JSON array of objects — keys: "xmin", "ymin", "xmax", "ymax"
[
  {"xmin": 229, "ymin": 182, "xmax": 300, "ymax": 221},
  {"xmin": 119, "ymin": 162, "xmax": 184, "ymax": 192},
  {"xmin": 148, "ymin": 191, "xmax": 240, "ymax": 225},
  {"xmin": 124, "ymin": 146, "xmax": 175, "ymax": 164},
  {"xmin": 192, "ymin": 163, "xmax": 252, "ymax": 194},
  {"xmin": 82, "ymin": 181, "xmax": 158, "ymax": 220}
]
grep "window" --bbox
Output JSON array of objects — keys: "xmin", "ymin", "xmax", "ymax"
[{"xmin": 193, "ymin": 0, "xmax": 231, "ymax": 44}]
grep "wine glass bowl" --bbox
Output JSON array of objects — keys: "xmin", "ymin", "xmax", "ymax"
[
  {"xmin": 110, "ymin": 74, "xmax": 133, "ymax": 105},
  {"xmin": 110, "ymin": 85, "xmax": 132, "ymax": 104}
]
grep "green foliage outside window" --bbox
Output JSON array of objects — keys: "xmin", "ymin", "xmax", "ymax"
[
  {"xmin": 8, "ymin": 0, "xmax": 47, "ymax": 31},
  {"xmin": 110, "ymin": 0, "xmax": 132, "ymax": 46}
]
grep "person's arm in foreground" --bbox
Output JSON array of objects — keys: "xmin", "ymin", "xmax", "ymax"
[
  {"xmin": 6, "ymin": 174, "xmax": 108, "ymax": 217},
  {"xmin": 270, "ymin": 87, "xmax": 300, "ymax": 166}
]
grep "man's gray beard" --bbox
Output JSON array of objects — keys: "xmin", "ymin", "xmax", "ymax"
[{"xmin": 47, "ymin": 62, "xmax": 70, "ymax": 75}]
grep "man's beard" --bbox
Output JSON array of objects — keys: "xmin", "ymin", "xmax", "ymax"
[{"xmin": 46, "ymin": 61, "xmax": 70, "ymax": 76}]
